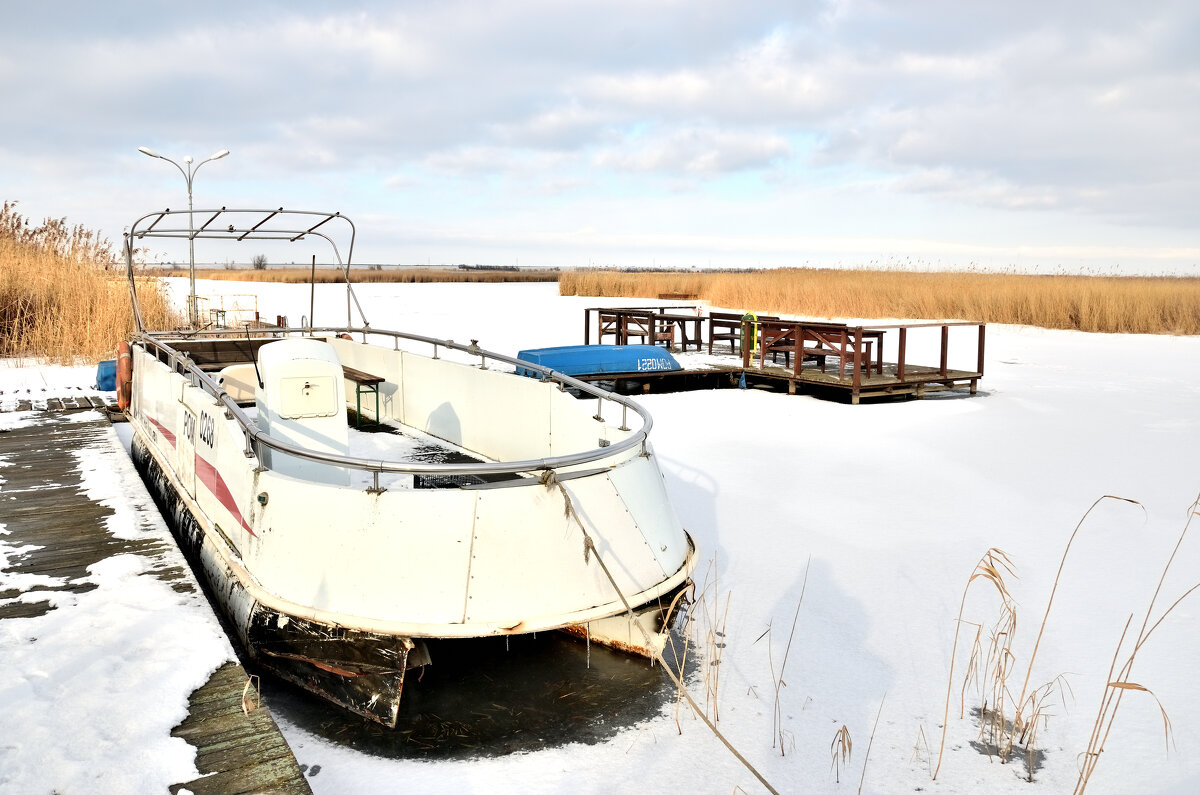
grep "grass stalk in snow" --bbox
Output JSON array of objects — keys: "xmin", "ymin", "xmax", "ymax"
[
  {"xmin": 1020, "ymin": 674, "xmax": 1071, "ymax": 782},
  {"xmin": 666, "ymin": 577, "xmax": 700, "ymax": 734},
  {"xmin": 830, "ymin": 724, "xmax": 852, "ymax": 784},
  {"xmin": 940, "ymin": 545, "xmax": 1070, "ymax": 779},
  {"xmin": 760, "ymin": 556, "xmax": 810, "ymax": 755},
  {"xmin": 705, "ymin": 591, "xmax": 731, "ymax": 723},
  {"xmin": 1012, "ymin": 496, "xmax": 1141, "ymax": 742},
  {"xmin": 681, "ymin": 558, "xmax": 728, "ymax": 726},
  {"xmin": 858, "ymin": 696, "xmax": 885, "ymax": 794},
  {"xmin": 936, "ymin": 494, "xmax": 1196, "ymax": 790},
  {"xmin": 1074, "ymin": 493, "xmax": 1200, "ymax": 793},
  {"xmin": 934, "ymin": 548, "xmax": 1016, "ymax": 779},
  {"xmin": 976, "ymin": 599, "xmax": 1019, "ymax": 759},
  {"xmin": 911, "ymin": 725, "xmax": 932, "ymax": 777}
]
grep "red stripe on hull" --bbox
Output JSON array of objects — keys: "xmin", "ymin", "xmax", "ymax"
[
  {"xmin": 195, "ymin": 454, "xmax": 257, "ymax": 536},
  {"xmin": 147, "ymin": 415, "xmax": 177, "ymax": 448}
]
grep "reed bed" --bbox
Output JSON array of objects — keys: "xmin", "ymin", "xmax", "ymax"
[
  {"xmin": 560, "ymin": 269, "xmax": 1200, "ymax": 335},
  {"xmin": 0, "ymin": 201, "xmax": 180, "ymax": 362},
  {"xmin": 160, "ymin": 267, "xmax": 559, "ymax": 284}
]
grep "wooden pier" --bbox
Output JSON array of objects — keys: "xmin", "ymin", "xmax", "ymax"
[
  {"xmin": 0, "ymin": 406, "xmax": 310, "ymax": 794},
  {"xmin": 582, "ymin": 307, "xmax": 985, "ymax": 403}
]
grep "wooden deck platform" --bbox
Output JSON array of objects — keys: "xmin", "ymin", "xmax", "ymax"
[
  {"xmin": 0, "ymin": 408, "xmax": 311, "ymax": 794},
  {"xmin": 580, "ymin": 308, "xmax": 986, "ymax": 403},
  {"xmin": 577, "ymin": 360, "xmax": 982, "ymax": 402}
]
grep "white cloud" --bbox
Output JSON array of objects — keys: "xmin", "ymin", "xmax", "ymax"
[
  {"xmin": 0, "ymin": 0, "xmax": 1196, "ymax": 270},
  {"xmin": 594, "ymin": 127, "xmax": 790, "ymax": 174}
]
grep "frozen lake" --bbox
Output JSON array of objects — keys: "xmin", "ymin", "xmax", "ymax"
[{"xmin": 4, "ymin": 278, "xmax": 1199, "ymax": 794}]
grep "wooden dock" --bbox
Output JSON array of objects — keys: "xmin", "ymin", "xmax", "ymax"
[
  {"xmin": 0, "ymin": 407, "xmax": 311, "ymax": 794},
  {"xmin": 581, "ymin": 307, "xmax": 985, "ymax": 403}
]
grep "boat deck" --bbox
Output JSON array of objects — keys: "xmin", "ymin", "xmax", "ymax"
[{"xmin": 0, "ymin": 406, "xmax": 311, "ymax": 794}]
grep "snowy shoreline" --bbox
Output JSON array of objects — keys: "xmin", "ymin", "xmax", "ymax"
[{"xmin": 3, "ymin": 279, "xmax": 1198, "ymax": 794}]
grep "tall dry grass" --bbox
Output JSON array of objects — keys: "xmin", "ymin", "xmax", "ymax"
[
  {"xmin": 935, "ymin": 494, "xmax": 1200, "ymax": 790},
  {"xmin": 0, "ymin": 201, "xmax": 181, "ymax": 362},
  {"xmin": 560, "ymin": 269, "xmax": 1200, "ymax": 335},
  {"xmin": 159, "ymin": 266, "xmax": 559, "ymax": 284},
  {"xmin": 1074, "ymin": 492, "xmax": 1200, "ymax": 793}
]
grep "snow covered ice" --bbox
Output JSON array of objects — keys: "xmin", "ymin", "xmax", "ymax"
[{"xmin": 3, "ymin": 279, "xmax": 1198, "ymax": 794}]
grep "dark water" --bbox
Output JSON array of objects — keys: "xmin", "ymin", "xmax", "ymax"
[{"xmin": 265, "ymin": 626, "xmax": 695, "ymax": 759}]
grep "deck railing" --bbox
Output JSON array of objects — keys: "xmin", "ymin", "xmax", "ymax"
[
  {"xmin": 136, "ymin": 326, "xmax": 654, "ymax": 488},
  {"xmin": 745, "ymin": 319, "xmax": 986, "ymax": 387}
]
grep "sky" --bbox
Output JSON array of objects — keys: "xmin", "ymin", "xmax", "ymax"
[{"xmin": 2, "ymin": 0, "xmax": 1198, "ymax": 272}]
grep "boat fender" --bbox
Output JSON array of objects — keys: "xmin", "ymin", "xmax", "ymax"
[{"xmin": 116, "ymin": 341, "xmax": 133, "ymax": 410}]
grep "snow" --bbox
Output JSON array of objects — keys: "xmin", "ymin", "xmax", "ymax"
[
  {"xmin": 3, "ymin": 278, "xmax": 1199, "ymax": 793},
  {"xmin": 0, "ymin": 409, "xmax": 235, "ymax": 793},
  {"xmin": 0, "ymin": 554, "xmax": 229, "ymax": 793}
]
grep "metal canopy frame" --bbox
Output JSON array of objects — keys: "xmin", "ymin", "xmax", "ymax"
[
  {"xmin": 123, "ymin": 207, "xmax": 366, "ymax": 332},
  {"xmin": 120, "ymin": 206, "xmax": 656, "ymax": 482}
]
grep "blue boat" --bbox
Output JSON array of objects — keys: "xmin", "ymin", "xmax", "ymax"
[{"xmin": 515, "ymin": 345, "xmax": 681, "ymax": 378}]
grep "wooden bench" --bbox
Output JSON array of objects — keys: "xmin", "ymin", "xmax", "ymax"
[
  {"xmin": 745, "ymin": 315, "xmax": 785, "ymax": 363},
  {"xmin": 597, "ymin": 310, "xmax": 625, "ymax": 344},
  {"xmin": 656, "ymin": 312, "xmax": 706, "ymax": 350},
  {"xmin": 342, "ymin": 365, "xmax": 384, "ymax": 428},
  {"xmin": 708, "ymin": 312, "xmax": 744, "ymax": 354},
  {"xmin": 799, "ymin": 327, "xmax": 883, "ymax": 378},
  {"xmin": 711, "ymin": 312, "xmax": 784, "ymax": 356},
  {"xmin": 598, "ymin": 309, "xmax": 678, "ymax": 347}
]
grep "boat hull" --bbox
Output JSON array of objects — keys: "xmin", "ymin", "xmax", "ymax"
[
  {"xmin": 131, "ymin": 424, "xmax": 691, "ymax": 725},
  {"xmin": 132, "ymin": 432, "xmax": 419, "ymax": 726},
  {"xmin": 117, "ymin": 208, "xmax": 697, "ymax": 727},
  {"xmin": 514, "ymin": 344, "xmax": 681, "ymax": 377}
]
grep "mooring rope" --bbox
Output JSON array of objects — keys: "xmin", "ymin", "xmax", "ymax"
[{"xmin": 539, "ymin": 470, "xmax": 780, "ymax": 795}]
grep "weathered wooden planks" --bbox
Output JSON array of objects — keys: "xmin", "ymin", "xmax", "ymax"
[
  {"xmin": 171, "ymin": 662, "xmax": 313, "ymax": 795},
  {"xmin": 0, "ymin": 410, "xmax": 311, "ymax": 794}
]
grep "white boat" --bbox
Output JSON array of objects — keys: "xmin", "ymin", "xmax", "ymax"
[{"xmin": 120, "ymin": 208, "xmax": 696, "ymax": 726}]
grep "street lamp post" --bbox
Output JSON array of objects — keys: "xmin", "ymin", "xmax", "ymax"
[{"xmin": 137, "ymin": 146, "xmax": 230, "ymax": 327}]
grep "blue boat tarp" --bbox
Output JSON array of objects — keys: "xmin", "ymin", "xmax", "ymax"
[{"xmin": 515, "ymin": 345, "xmax": 681, "ymax": 378}]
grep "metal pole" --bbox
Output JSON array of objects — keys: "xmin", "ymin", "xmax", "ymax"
[
  {"xmin": 186, "ymin": 168, "xmax": 196, "ymax": 326},
  {"xmin": 137, "ymin": 147, "xmax": 229, "ymax": 328}
]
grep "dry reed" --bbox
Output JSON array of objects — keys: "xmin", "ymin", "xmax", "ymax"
[
  {"xmin": 159, "ymin": 266, "xmax": 559, "ymax": 284},
  {"xmin": 560, "ymin": 268, "xmax": 1200, "ymax": 335},
  {"xmin": 758, "ymin": 556, "xmax": 811, "ymax": 756},
  {"xmin": 934, "ymin": 494, "xmax": 1198, "ymax": 790},
  {"xmin": 670, "ymin": 558, "xmax": 726, "ymax": 729},
  {"xmin": 911, "ymin": 724, "xmax": 932, "ymax": 776},
  {"xmin": 1, "ymin": 201, "xmax": 181, "ymax": 362},
  {"xmin": 241, "ymin": 674, "xmax": 261, "ymax": 716},
  {"xmin": 940, "ymin": 550, "xmax": 1066, "ymax": 781},
  {"xmin": 1011, "ymin": 497, "xmax": 1142, "ymax": 748},
  {"xmin": 830, "ymin": 724, "xmax": 852, "ymax": 783},
  {"xmin": 1074, "ymin": 493, "xmax": 1200, "ymax": 793},
  {"xmin": 934, "ymin": 548, "xmax": 1017, "ymax": 780},
  {"xmin": 858, "ymin": 697, "xmax": 885, "ymax": 794}
]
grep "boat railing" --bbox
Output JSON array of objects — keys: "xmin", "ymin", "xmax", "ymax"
[{"xmin": 136, "ymin": 326, "xmax": 653, "ymax": 488}]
